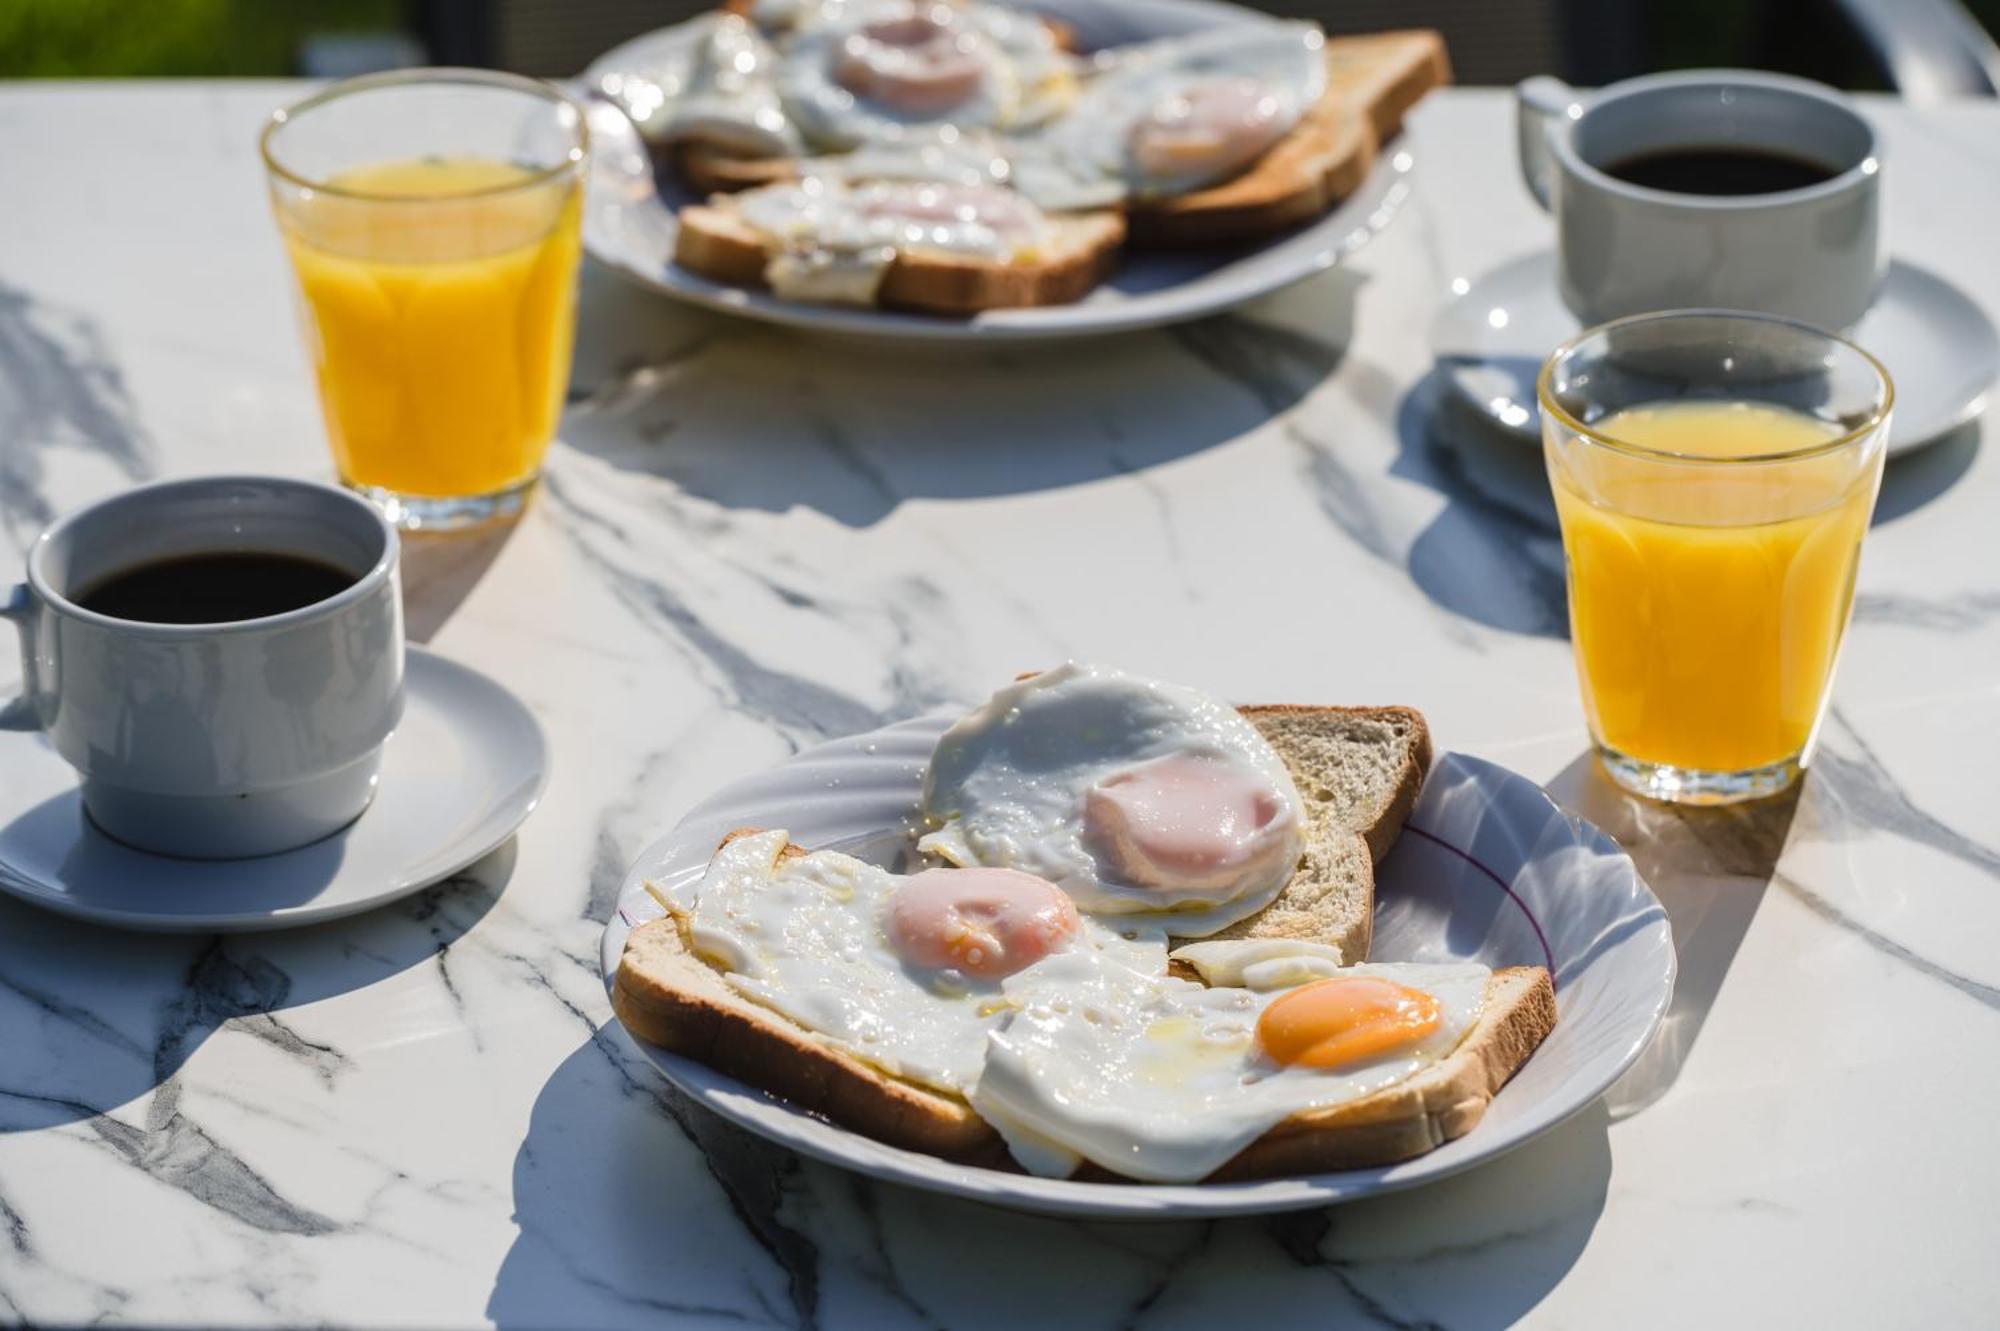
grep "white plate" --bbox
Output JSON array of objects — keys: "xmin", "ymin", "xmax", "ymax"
[
  {"xmin": 1431, "ymin": 250, "xmax": 1999, "ymax": 456},
  {"xmin": 579, "ymin": 0, "xmax": 1414, "ymax": 341},
  {"xmin": 601, "ymin": 714, "xmax": 1676, "ymax": 1218},
  {"xmin": 0, "ymin": 648, "xmax": 549, "ymax": 932}
]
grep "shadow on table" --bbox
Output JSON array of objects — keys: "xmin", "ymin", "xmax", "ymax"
[
  {"xmin": 1545, "ymin": 753, "xmax": 1798, "ymax": 1119},
  {"xmin": 557, "ymin": 262, "xmax": 1364, "ymax": 529},
  {"xmin": 0, "ymin": 839, "xmax": 514, "ymax": 1134},
  {"xmin": 1387, "ymin": 370, "xmax": 1985, "ymax": 641},
  {"xmin": 491, "ymin": 1029, "xmax": 1609, "ymax": 1331},
  {"xmin": 1872, "ymin": 419, "xmax": 1982, "ymax": 526},
  {"xmin": 402, "ymin": 513, "xmax": 526, "ymax": 643}
]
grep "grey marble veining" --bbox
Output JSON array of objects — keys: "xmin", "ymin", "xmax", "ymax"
[{"xmin": 0, "ymin": 84, "xmax": 1996, "ymax": 1330}]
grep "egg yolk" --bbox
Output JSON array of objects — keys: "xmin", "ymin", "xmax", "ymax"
[
  {"xmin": 834, "ymin": 14, "xmax": 986, "ymax": 116},
  {"xmin": 1128, "ymin": 78, "xmax": 1290, "ymax": 185},
  {"xmin": 1083, "ymin": 752, "xmax": 1291, "ymax": 891},
  {"xmin": 1254, "ymin": 976, "xmax": 1440, "ymax": 1069},
  {"xmin": 886, "ymin": 867, "xmax": 1080, "ymax": 980}
]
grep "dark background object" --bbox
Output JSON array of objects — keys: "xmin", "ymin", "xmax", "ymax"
[{"xmin": 0, "ymin": 0, "xmax": 1996, "ymax": 96}]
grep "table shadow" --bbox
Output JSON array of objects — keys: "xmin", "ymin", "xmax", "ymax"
[
  {"xmin": 1544, "ymin": 753, "xmax": 1797, "ymax": 1119},
  {"xmin": 1390, "ymin": 369, "xmax": 1984, "ymax": 641},
  {"xmin": 402, "ymin": 513, "xmax": 526, "ymax": 644},
  {"xmin": 557, "ymin": 267, "xmax": 1362, "ymax": 530},
  {"xmin": 0, "ymin": 838, "xmax": 514, "ymax": 1135},
  {"xmin": 490, "ymin": 1030, "xmax": 1609, "ymax": 1330}
]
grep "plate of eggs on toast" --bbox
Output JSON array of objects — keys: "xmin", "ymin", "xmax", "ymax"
[
  {"xmin": 602, "ymin": 665, "xmax": 1676, "ymax": 1217},
  {"xmin": 582, "ymin": 0, "xmax": 1446, "ymax": 336}
]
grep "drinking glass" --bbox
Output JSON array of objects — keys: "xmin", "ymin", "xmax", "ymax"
[
  {"xmin": 1540, "ymin": 310, "xmax": 1892, "ymax": 804},
  {"xmin": 262, "ymin": 70, "xmax": 588, "ymax": 530}
]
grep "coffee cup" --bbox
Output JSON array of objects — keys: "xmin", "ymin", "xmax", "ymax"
[
  {"xmin": 1516, "ymin": 69, "xmax": 1884, "ymax": 330},
  {"xmin": 0, "ymin": 476, "xmax": 404, "ymax": 859}
]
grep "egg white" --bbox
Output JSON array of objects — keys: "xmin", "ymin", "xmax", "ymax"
[
  {"xmin": 917, "ymin": 662, "xmax": 1307, "ymax": 936},
  {"xmin": 1007, "ymin": 21, "xmax": 1327, "ymax": 210},
  {"xmin": 642, "ymin": 13, "xmax": 804, "ymax": 157},
  {"xmin": 676, "ymin": 829, "xmax": 1167, "ymax": 1093},
  {"xmin": 971, "ymin": 944, "xmax": 1491, "ymax": 1182},
  {"xmin": 778, "ymin": 0, "xmax": 1075, "ymax": 151}
]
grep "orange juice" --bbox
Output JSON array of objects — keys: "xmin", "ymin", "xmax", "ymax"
[
  {"xmin": 276, "ymin": 156, "xmax": 582, "ymax": 500},
  {"xmin": 1551, "ymin": 401, "xmax": 1876, "ymax": 774}
]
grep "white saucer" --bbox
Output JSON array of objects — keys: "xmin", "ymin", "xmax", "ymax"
[
  {"xmin": 0, "ymin": 648, "xmax": 548, "ymax": 932},
  {"xmin": 602, "ymin": 714, "xmax": 1675, "ymax": 1219},
  {"xmin": 1430, "ymin": 252, "xmax": 1999, "ymax": 456}
]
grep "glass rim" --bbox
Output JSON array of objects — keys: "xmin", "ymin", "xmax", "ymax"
[
  {"xmin": 260, "ymin": 66, "xmax": 589, "ymax": 203},
  {"xmin": 1537, "ymin": 308, "xmax": 1895, "ymax": 465}
]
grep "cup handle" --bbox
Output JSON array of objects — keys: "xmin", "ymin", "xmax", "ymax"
[
  {"xmin": 1516, "ymin": 75, "xmax": 1583, "ymax": 213},
  {"xmin": 0, "ymin": 583, "xmax": 40, "ymax": 732}
]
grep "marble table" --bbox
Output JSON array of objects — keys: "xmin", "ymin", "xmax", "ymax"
[{"xmin": 1, "ymin": 81, "xmax": 1996, "ymax": 1330}]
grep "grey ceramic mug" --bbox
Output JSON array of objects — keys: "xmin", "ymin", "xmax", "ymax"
[
  {"xmin": 1517, "ymin": 69, "xmax": 1885, "ymax": 329},
  {"xmin": 0, "ymin": 476, "xmax": 404, "ymax": 859}
]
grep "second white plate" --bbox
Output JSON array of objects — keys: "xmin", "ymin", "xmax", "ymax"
[
  {"xmin": 601, "ymin": 713, "xmax": 1675, "ymax": 1219},
  {"xmin": 580, "ymin": 0, "xmax": 1415, "ymax": 341}
]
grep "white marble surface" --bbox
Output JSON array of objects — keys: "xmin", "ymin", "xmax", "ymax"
[{"xmin": 0, "ymin": 82, "xmax": 1996, "ymax": 1329}]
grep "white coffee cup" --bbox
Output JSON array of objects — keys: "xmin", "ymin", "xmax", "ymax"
[
  {"xmin": 0, "ymin": 476, "xmax": 404, "ymax": 859},
  {"xmin": 1517, "ymin": 69, "xmax": 1885, "ymax": 330}
]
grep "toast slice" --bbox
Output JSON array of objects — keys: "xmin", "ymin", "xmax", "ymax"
[
  {"xmin": 1209, "ymin": 705, "xmax": 1432, "ymax": 959},
  {"xmin": 614, "ymin": 837, "xmax": 1551, "ymax": 1180},
  {"xmin": 673, "ymin": 191, "xmax": 1125, "ymax": 314},
  {"xmin": 612, "ymin": 881, "xmax": 1014, "ymax": 1165},
  {"xmin": 1323, "ymin": 28, "xmax": 1452, "ymax": 142},
  {"xmin": 1124, "ymin": 30, "xmax": 1448, "ymax": 246}
]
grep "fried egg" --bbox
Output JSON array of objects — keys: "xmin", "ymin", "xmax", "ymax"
[
  {"xmin": 918, "ymin": 664, "xmax": 1306, "ymax": 936},
  {"xmin": 671, "ymin": 829, "xmax": 1166, "ymax": 1092},
  {"xmin": 638, "ymin": 13, "xmax": 803, "ymax": 158},
  {"xmin": 971, "ymin": 941, "xmax": 1490, "ymax": 1181},
  {"xmin": 778, "ymin": 0, "xmax": 1077, "ymax": 150},
  {"xmin": 1007, "ymin": 21, "xmax": 1327, "ymax": 209}
]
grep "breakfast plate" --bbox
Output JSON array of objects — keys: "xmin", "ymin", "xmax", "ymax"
[
  {"xmin": 580, "ymin": 0, "xmax": 1416, "ymax": 340},
  {"xmin": 601, "ymin": 713, "xmax": 1675, "ymax": 1218},
  {"xmin": 0, "ymin": 648, "xmax": 548, "ymax": 932},
  {"xmin": 1431, "ymin": 251, "xmax": 1999, "ymax": 456}
]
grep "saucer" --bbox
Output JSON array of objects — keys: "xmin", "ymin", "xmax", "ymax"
[
  {"xmin": 1430, "ymin": 252, "xmax": 1999, "ymax": 456},
  {"xmin": 0, "ymin": 647, "xmax": 548, "ymax": 932}
]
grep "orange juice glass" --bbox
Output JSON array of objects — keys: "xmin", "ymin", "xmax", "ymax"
[
  {"xmin": 262, "ymin": 70, "xmax": 588, "ymax": 529},
  {"xmin": 1540, "ymin": 311, "xmax": 1892, "ymax": 804}
]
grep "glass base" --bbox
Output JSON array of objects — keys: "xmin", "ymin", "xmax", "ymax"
[
  {"xmin": 1596, "ymin": 744, "xmax": 1803, "ymax": 806},
  {"xmin": 346, "ymin": 475, "xmax": 536, "ymax": 532}
]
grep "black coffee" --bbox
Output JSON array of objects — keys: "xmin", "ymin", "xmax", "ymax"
[
  {"xmin": 76, "ymin": 551, "xmax": 356, "ymax": 624},
  {"xmin": 1604, "ymin": 146, "xmax": 1838, "ymax": 196}
]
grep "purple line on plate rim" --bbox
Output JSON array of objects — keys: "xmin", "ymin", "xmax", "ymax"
[{"xmin": 1400, "ymin": 822, "xmax": 1559, "ymax": 985}]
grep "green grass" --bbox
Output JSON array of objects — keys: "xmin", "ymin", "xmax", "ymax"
[{"xmin": 0, "ymin": 0, "xmax": 400, "ymax": 77}]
